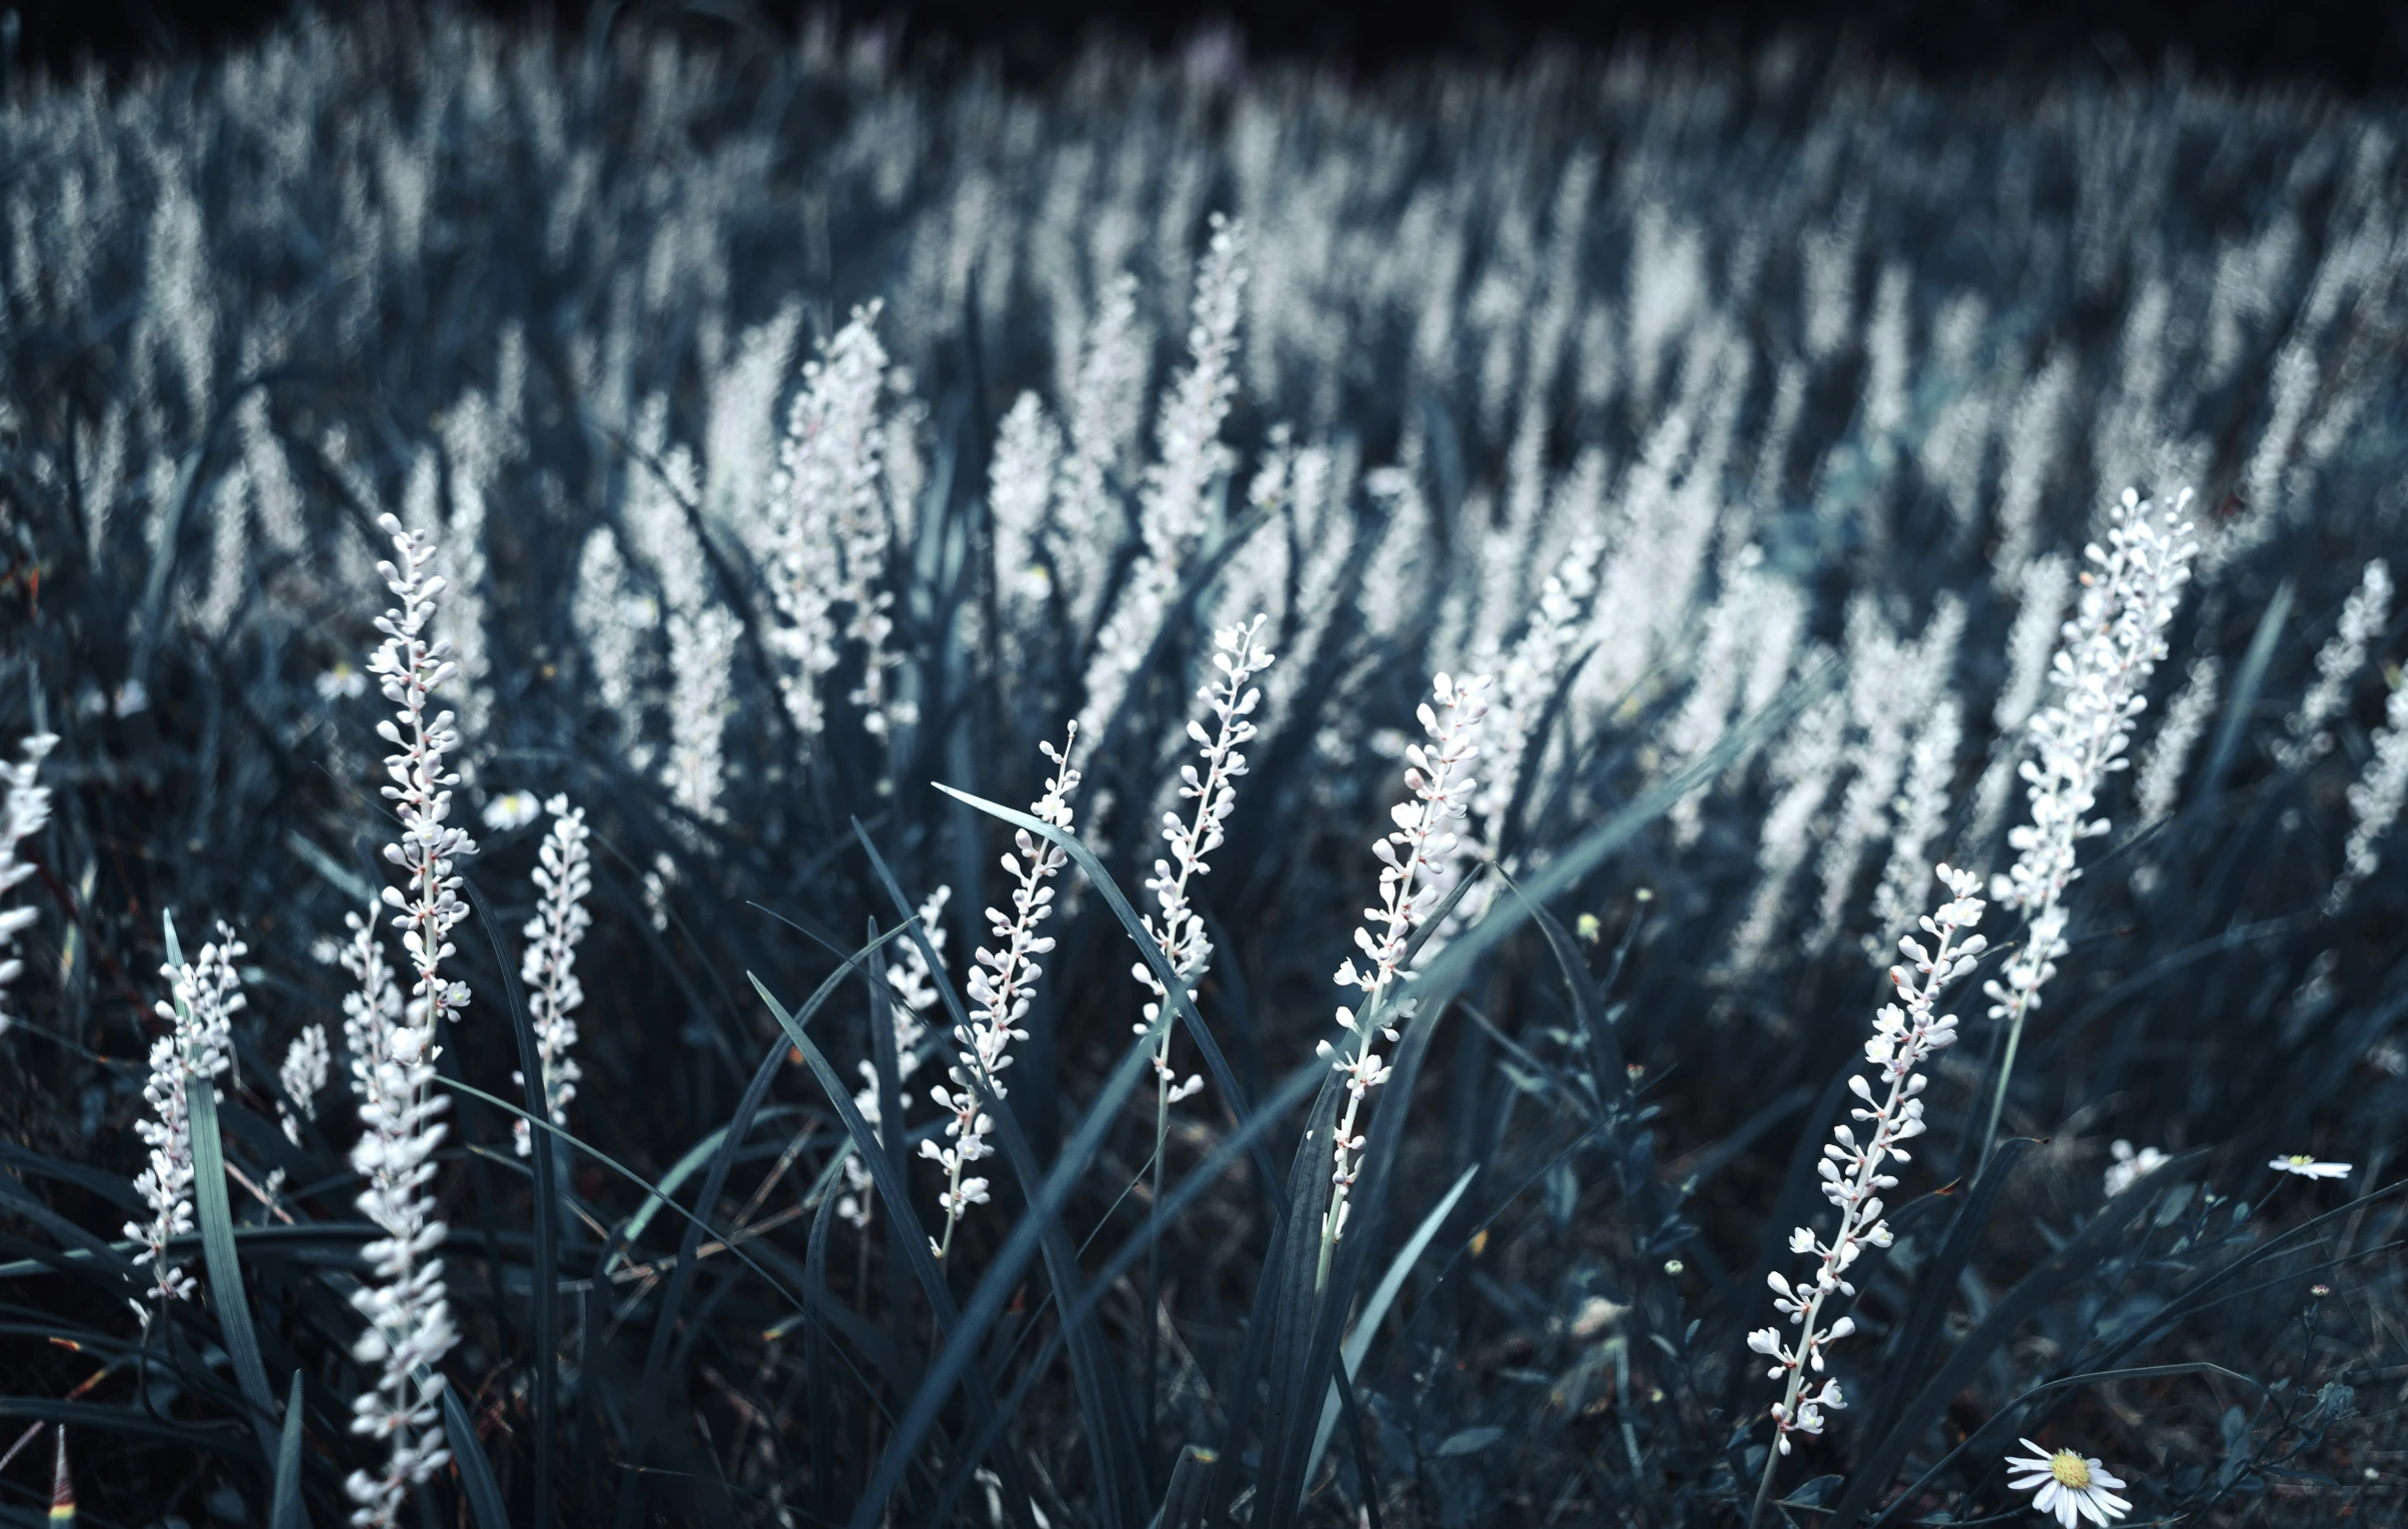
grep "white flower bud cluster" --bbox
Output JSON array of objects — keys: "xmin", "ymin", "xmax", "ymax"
[
  {"xmin": 1318, "ymin": 673, "xmax": 1488, "ymax": 1253},
  {"xmin": 2329, "ymin": 675, "xmax": 2408, "ymax": 915},
  {"xmin": 127, "ymin": 922, "xmax": 247, "ymax": 1322},
  {"xmin": 1076, "ymin": 216, "xmax": 1248, "ymax": 752},
  {"xmin": 759, "ymin": 303, "xmax": 892, "ymax": 743},
  {"xmin": 927, "ymin": 727, "xmax": 1085, "ymax": 1259},
  {"xmin": 349, "ymin": 512, "xmax": 481, "ymax": 1529},
  {"xmin": 279, "ymin": 1023, "xmax": 331, "ymax": 1145},
  {"xmin": 0, "ymin": 732, "xmax": 59, "ymax": 1034},
  {"xmin": 1132, "ymin": 617, "xmax": 1275, "ymax": 1109},
  {"xmin": 837, "ymin": 885, "xmax": 949, "ymax": 1231},
  {"xmin": 513, "ymin": 797, "xmax": 592, "ymax": 1157},
  {"xmin": 1752, "ymin": 865, "xmax": 1985, "ymax": 1459},
  {"xmin": 2131, "ymin": 656, "xmax": 2222, "ymax": 834},
  {"xmin": 368, "ymin": 513, "xmax": 480, "ymax": 1035},
  {"xmin": 987, "ymin": 391, "xmax": 1064, "ymax": 671},
  {"xmin": 2278, "ymin": 558, "xmax": 2390, "ymax": 770},
  {"xmin": 1983, "ymin": 491, "xmax": 2196, "ymax": 1085}
]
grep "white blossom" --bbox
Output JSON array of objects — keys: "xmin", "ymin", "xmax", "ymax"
[
  {"xmin": 2102, "ymin": 1140, "xmax": 2170, "ymax": 1198},
  {"xmin": 756, "ymin": 304, "xmax": 894, "ymax": 743},
  {"xmin": 2278, "ymin": 560, "xmax": 2391, "ymax": 770},
  {"xmin": 1131, "ymin": 618, "xmax": 1274, "ymax": 1114},
  {"xmin": 1981, "ymin": 491, "xmax": 2197, "ymax": 1152},
  {"xmin": 348, "ymin": 512, "xmax": 478, "ymax": 1528},
  {"xmin": 2005, "ymin": 1442, "xmax": 2132, "ymax": 1529},
  {"xmin": 513, "ymin": 797, "xmax": 592, "ymax": 1157},
  {"xmin": 0, "ymin": 733, "xmax": 59, "ymax": 1034},
  {"xmin": 1319, "ymin": 673, "xmax": 1487, "ymax": 1263},
  {"xmin": 481, "ymin": 791, "xmax": 541, "ymax": 832},
  {"xmin": 928, "ymin": 729, "xmax": 1084, "ymax": 1257},
  {"xmin": 2329, "ymin": 676, "xmax": 2408, "ymax": 912},
  {"xmin": 2269, "ymin": 1154, "xmax": 2352, "ymax": 1180},
  {"xmin": 838, "ymin": 885, "xmax": 950, "ymax": 1231},
  {"xmin": 1076, "ymin": 216, "xmax": 1247, "ymax": 751},
  {"xmin": 279, "ymin": 1023, "xmax": 331, "ymax": 1144},
  {"xmin": 127, "ymin": 921, "xmax": 247, "ymax": 1323},
  {"xmin": 2132, "ymin": 657, "xmax": 2222, "ymax": 833},
  {"xmin": 1753, "ymin": 867, "xmax": 1984, "ymax": 1501}
]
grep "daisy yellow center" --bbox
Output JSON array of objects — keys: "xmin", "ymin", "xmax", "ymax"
[
  {"xmin": 2049, "ymin": 1452, "xmax": 2093, "ymax": 1490},
  {"xmin": 2286, "ymin": 1155, "xmax": 2315, "ymax": 1167}
]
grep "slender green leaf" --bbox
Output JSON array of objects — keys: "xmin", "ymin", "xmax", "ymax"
[
  {"xmin": 464, "ymin": 873, "xmax": 559, "ymax": 1529},
  {"xmin": 1304, "ymin": 1164, "xmax": 1477, "ymax": 1487},
  {"xmin": 441, "ymin": 1385, "xmax": 509, "ymax": 1529},
  {"xmin": 852, "ymin": 820, "xmax": 1147, "ymax": 1529},
  {"xmin": 919, "ymin": 1056, "xmax": 1328, "ymax": 1529},
  {"xmin": 1861, "ymin": 1139, "xmax": 2038, "ymax": 1450},
  {"xmin": 168, "ymin": 912, "xmax": 280, "ymax": 1455},
  {"xmin": 270, "ymin": 1370, "xmax": 309, "ymax": 1529},
  {"xmin": 752, "ymin": 974, "xmax": 1043, "ymax": 1529}
]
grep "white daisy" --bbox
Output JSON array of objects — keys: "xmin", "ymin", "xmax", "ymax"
[
  {"xmin": 2269, "ymin": 1154, "xmax": 2352, "ymax": 1180},
  {"xmin": 482, "ymin": 790, "xmax": 543, "ymax": 831},
  {"xmin": 2006, "ymin": 1441, "xmax": 2131, "ymax": 1528}
]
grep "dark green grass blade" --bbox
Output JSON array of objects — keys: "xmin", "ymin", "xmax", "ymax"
[
  {"xmin": 0, "ymin": 1397, "xmax": 265, "ymax": 1460},
  {"xmin": 1824, "ymin": 1148, "xmax": 2213, "ymax": 1528},
  {"xmin": 864, "ymin": 917, "xmax": 917, "ymax": 1365},
  {"xmin": 852, "ymin": 1024, "xmax": 1160, "ymax": 1529},
  {"xmin": 612, "ymin": 918, "xmax": 929, "ymax": 1523},
  {"xmin": 2198, "ymin": 577, "xmax": 2291, "ymax": 800},
  {"xmin": 851, "ymin": 820, "xmax": 1147, "ymax": 1529},
  {"xmin": 1859, "ymin": 1138, "xmax": 2038, "ymax": 1451},
  {"xmin": 917, "ymin": 1056, "xmax": 1327, "ymax": 1529},
  {"xmin": 270, "ymin": 1370, "xmax": 309, "ymax": 1529},
  {"xmin": 1256, "ymin": 955, "xmax": 1462, "ymax": 1529},
  {"xmin": 1497, "ymin": 870, "xmax": 1625, "ymax": 1118},
  {"xmin": 622, "ymin": 1034, "xmax": 787, "ymax": 1524},
  {"xmin": 753, "ymin": 974, "xmax": 1043, "ymax": 1529},
  {"xmin": 1202, "ymin": 1066, "xmax": 1345, "ymax": 1529},
  {"xmin": 463, "ymin": 874, "xmax": 557, "ymax": 1529},
  {"xmin": 0, "ymin": 1177, "xmax": 137, "ymax": 1282},
  {"xmin": 806, "ymin": 1169, "xmax": 842, "ymax": 1525},
  {"xmin": 437, "ymin": 1078, "xmax": 813, "ymax": 1316},
  {"xmin": 168, "ymin": 913, "xmax": 280, "ymax": 1457},
  {"xmin": 441, "ymin": 1386, "xmax": 510, "ymax": 1529}
]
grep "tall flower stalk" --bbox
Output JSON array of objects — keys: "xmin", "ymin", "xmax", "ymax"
[
  {"xmin": 1748, "ymin": 864, "xmax": 1987, "ymax": 1527},
  {"xmin": 1316, "ymin": 672, "xmax": 1488, "ymax": 1289},
  {"xmin": 1133, "ymin": 618, "xmax": 1274, "ymax": 1147},
  {"xmin": 514, "ymin": 795, "xmax": 592, "ymax": 1157},
  {"xmin": 1979, "ymin": 490, "xmax": 2196, "ymax": 1167},
  {"xmin": 126, "ymin": 920, "xmax": 246, "ymax": 1326},
  {"xmin": 926, "ymin": 726, "xmax": 1083, "ymax": 1259},
  {"xmin": 347, "ymin": 513, "xmax": 478, "ymax": 1529}
]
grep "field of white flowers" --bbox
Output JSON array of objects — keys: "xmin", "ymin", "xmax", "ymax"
[{"xmin": 0, "ymin": 8, "xmax": 2404, "ymax": 1527}]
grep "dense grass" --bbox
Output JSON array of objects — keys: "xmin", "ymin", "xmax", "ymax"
[{"xmin": 0, "ymin": 8, "xmax": 2405, "ymax": 1527}]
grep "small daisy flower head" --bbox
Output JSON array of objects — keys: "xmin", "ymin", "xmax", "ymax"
[
  {"xmin": 482, "ymin": 790, "xmax": 542, "ymax": 831},
  {"xmin": 2270, "ymin": 1154, "xmax": 2351, "ymax": 1180},
  {"xmin": 2006, "ymin": 1440, "xmax": 2131, "ymax": 1529}
]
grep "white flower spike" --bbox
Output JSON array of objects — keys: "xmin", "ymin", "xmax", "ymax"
[
  {"xmin": 1752, "ymin": 864, "xmax": 1985, "ymax": 1519},
  {"xmin": 2005, "ymin": 1441, "xmax": 2132, "ymax": 1529}
]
